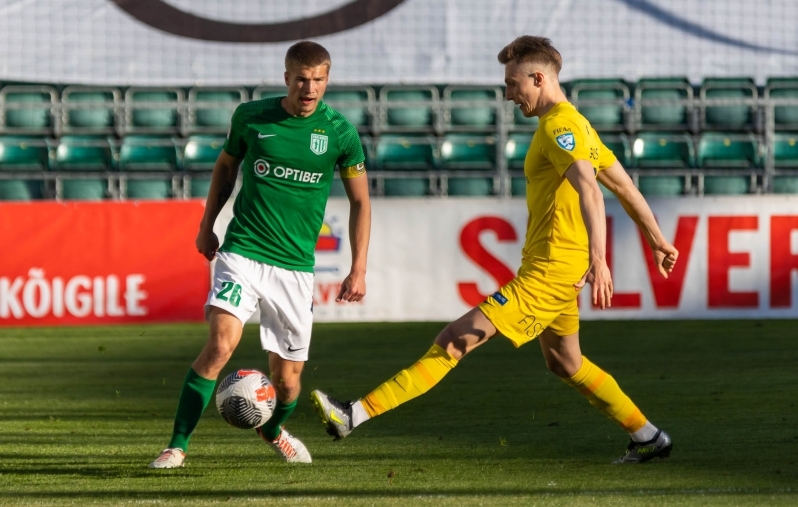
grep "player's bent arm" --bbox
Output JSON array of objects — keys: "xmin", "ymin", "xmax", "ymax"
[
  {"xmin": 564, "ymin": 160, "xmax": 613, "ymax": 308},
  {"xmin": 565, "ymin": 160, "xmax": 607, "ymax": 264},
  {"xmin": 596, "ymin": 160, "xmax": 678, "ymax": 277},
  {"xmin": 196, "ymin": 150, "xmax": 242, "ymax": 260},
  {"xmin": 597, "ymin": 160, "xmax": 666, "ymax": 250},
  {"xmin": 200, "ymin": 150, "xmax": 241, "ymax": 229},
  {"xmin": 337, "ymin": 170, "xmax": 371, "ymax": 302}
]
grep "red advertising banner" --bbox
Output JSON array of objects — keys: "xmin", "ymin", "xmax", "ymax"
[{"xmin": 0, "ymin": 201, "xmax": 209, "ymax": 326}]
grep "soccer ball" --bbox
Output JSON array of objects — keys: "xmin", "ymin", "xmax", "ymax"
[{"xmin": 215, "ymin": 369, "xmax": 277, "ymax": 429}]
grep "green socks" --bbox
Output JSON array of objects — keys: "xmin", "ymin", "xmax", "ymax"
[
  {"xmin": 167, "ymin": 368, "xmax": 298, "ymax": 450},
  {"xmin": 258, "ymin": 398, "xmax": 298, "ymax": 441},
  {"xmin": 168, "ymin": 368, "xmax": 216, "ymax": 452}
]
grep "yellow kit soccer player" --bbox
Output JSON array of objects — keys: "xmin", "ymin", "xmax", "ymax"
[{"xmin": 312, "ymin": 36, "xmax": 679, "ymax": 464}]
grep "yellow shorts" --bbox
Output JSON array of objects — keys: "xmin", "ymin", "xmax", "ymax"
[{"xmin": 479, "ymin": 265, "xmax": 581, "ymax": 347}]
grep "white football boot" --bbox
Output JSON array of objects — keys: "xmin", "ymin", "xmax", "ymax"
[
  {"xmin": 148, "ymin": 448, "xmax": 186, "ymax": 469},
  {"xmin": 257, "ymin": 427, "xmax": 312, "ymax": 463}
]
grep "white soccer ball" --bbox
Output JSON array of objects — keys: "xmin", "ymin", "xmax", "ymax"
[{"xmin": 215, "ymin": 369, "xmax": 277, "ymax": 429}]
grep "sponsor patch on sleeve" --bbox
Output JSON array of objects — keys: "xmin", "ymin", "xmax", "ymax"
[
  {"xmin": 491, "ymin": 291, "xmax": 509, "ymax": 306},
  {"xmin": 555, "ymin": 132, "xmax": 575, "ymax": 151}
]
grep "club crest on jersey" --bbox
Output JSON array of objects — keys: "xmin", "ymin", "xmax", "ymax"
[
  {"xmin": 556, "ymin": 132, "xmax": 575, "ymax": 151},
  {"xmin": 310, "ymin": 133, "xmax": 328, "ymax": 155}
]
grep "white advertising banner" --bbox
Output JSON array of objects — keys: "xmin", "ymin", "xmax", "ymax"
[
  {"xmin": 214, "ymin": 196, "xmax": 798, "ymax": 323},
  {"xmin": 0, "ymin": 0, "xmax": 796, "ymax": 86}
]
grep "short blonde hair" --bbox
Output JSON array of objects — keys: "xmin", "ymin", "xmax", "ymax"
[
  {"xmin": 497, "ymin": 36, "xmax": 562, "ymax": 74},
  {"xmin": 285, "ymin": 41, "xmax": 331, "ymax": 70}
]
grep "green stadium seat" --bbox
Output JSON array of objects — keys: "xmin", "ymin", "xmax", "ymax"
[
  {"xmin": 126, "ymin": 89, "xmax": 181, "ymax": 132},
  {"xmin": 376, "ymin": 134, "xmax": 436, "ymax": 170},
  {"xmin": 447, "ymin": 88, "xmax": 498, "ymax": 127},
  {"xmin": 511, "ymin": 177, "xmax": 526, "ymax": 196},
  {"xmin": 119, "ymin": 135, "xmax": 177, "ymax": 199},
  {"xmin": 703, "ymin": 176, "xmax": 750, "ymax": 195},
  {"xmin": 440, "ymin": 134, "xmax": 495, "ymax": 169},
  {"xmin": 636, "ymin": 78, "xmax": 692, "ymax": 129},
  {"xmin": 383, "ymin": 177, "xmax": 429, "ymax": 196},
  {"xmin": 698, "ymin": 132, "xmax": 758, "ymax": 195},
  {"xmin": 638, "ymin": 176, "xmax": 685, "ymax": 197},
  {"xmin": 62, "ymin": 179, "xmax": 106, "ymax": 200},
  {"xmin": 125, "ymin": 178, "xmax": 171, "ymax": 199},
  {"xmin": 773, "ymin": 176, "xmax": 798, "ymax": 194},
  {"xmin": 62, "ymin": 88, "xmax": 118, "ymax": 131},
  {"xmin": 774, "ymin": 133, "xmax": 798, "ymax": 167},
  {"xmin": 505, "ymin": 133, "xmax": 531, "ymax": 169},
  {"xmin": 54, "ymin": 135, "xmax": 112, "ymax": 200},
  {"xmin": 190, "ymin": 175, "xmax": 212, "ymax": 198},
  {"xmin": 701, "ymin": 78, "xmax": 756, "ymax": 129},
  {"xmin": 191, "ymin": 89, "xmax": 246, "ymax": 129},
  {"xmin": 1, "ymin": 87, "xmax": 55, "ymax": 131},
  {"xmin": 119, "ymin": 135, "xmax": 178, "ymax": 171},
  {"xmin": 55, "ymin": 136, "xmax": 113, "ymax": 170},
  {"xmin": 766, "ymin": 78, "xmax": 798, "ymax": 128},
  {"xmin": 183, "ymin": 135, "xmax": 225, "ymax": 171},
  {"xmin": 382, "ymin": 88, "xmax": 435, "ymax": 128},
  {"xmin": 448, "ymin": 177, "xmax": 493, "ymax": 196},
  {"xmin": 0, "ymin": 136, "xmax": 49, "ymax": 169},
  {"xmin": 0, "ymin": 136, "xmax": 49, "ymax": 200},
  {"xmin": 632, "ymin": 133, "xmax": 694, "ymax": 168},
  {"xmin": 601, "ymin": 134, "xmax": 632, "ymax": 166},
  {"xmin": 631, "ymin": 132, "xmax": 693, "ymax": 196},
  {"xmin": 0, "ymin": 180, "xmax": 43, "ymax": 200},
  {"xmin": 697, "ymin": 133, "xmax": 759, "ymax": 168},
  {"xmin": 324, "ymin": 90, "xmax": 371, "ymax": 128},
  {"xmin": 571, "ymin": 79, "xmax": 628, "ymax": 129}
]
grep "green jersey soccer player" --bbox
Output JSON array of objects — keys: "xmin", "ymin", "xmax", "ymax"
[{"xmin": 150, "ymin": 41, "xmax": 371, "ymax": 469}]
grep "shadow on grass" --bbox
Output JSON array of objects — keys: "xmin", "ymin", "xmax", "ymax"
[{"xmin": 0, "ymin": 488, "xmax": 795, "ymax": 500}]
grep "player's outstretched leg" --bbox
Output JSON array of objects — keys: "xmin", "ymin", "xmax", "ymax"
[
  {"xmin": 255, "ymin": 353, "xmax": 311, "ymax": 463},
  {"xmin": 537, "ymin": 329, "xmax": 672, "ymax": 464},
  {"xmin": 311, "ymin": 308, "xmax": 495, "ymax": 440},
  {"xmin": 149, "ymin": 309, "xmax": 243, "ymax": 469}
]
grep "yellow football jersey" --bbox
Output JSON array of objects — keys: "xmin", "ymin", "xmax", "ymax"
[{"xmin": 520, "ymin": 102, "xmax": 616, "ymax": 277}]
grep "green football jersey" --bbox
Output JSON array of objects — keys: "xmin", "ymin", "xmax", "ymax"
[{"xmin": 219, "ymin": 97, "xmax": 365, "ymax": 273}]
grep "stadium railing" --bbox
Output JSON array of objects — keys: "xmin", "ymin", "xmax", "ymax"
[{"xmin": 1, "ymin": 79, "xmax": 798, "ymax": 199}]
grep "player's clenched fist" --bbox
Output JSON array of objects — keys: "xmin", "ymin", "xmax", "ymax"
[
  {"xmin": 195, "ymin": 228, "xmax": 219, "ymax": 261},
  {"xmin": 336, "ymin": 271, "xmax": 366, "ymax": 303},
  {"xmin": 652, "ymin": 242, "xmax": 679, "ymax": 279}
]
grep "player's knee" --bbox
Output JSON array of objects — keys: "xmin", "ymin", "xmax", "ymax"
[
  {"xmin": 201, "ymin": 337, "xmax": 236, "ymax": 367},
  {"xmin": 545, "ymin": 356, "xmax": 577, "ymax": 378},
  {"xmin": 273, "ymin": 375, "xmax": 300, "ymax": 402},
  {"xmin": 434, "ymin": 324, "xmax": 467, "ymax": 360}
]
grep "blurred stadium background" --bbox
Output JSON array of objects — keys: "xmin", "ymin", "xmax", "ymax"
[{"xmin": 0, "ymin": 2, "xmax": 797, "ymax": 505}]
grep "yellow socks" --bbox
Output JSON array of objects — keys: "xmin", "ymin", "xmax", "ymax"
[
  {"xmin": 562, "ymin": 356, "xmax": 648, "ymax": 433},
  {"xmin": 361, "ymin": 344, "xmax": 458, "ymax": 418}
]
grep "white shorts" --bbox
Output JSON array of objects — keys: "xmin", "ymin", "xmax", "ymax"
[{"xmin": 205, "ymin": 251, "xmax": 314, "ymax": 362}]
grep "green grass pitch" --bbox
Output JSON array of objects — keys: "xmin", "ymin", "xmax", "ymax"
[{"xmin": 0, "ymin": 320, "xmax": 796, "ymax": 506}]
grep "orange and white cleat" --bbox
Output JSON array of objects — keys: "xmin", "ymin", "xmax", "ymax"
[
  {"xmin": 148, "ymin": 447, "xmax": 186, "ymax": 469},
  {"xmin": 256, "ymin": 427, "xmax": 312, "ymax": 463}
]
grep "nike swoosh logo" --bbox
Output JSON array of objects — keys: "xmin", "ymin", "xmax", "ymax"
[
  {"xmin": 329, "ymin": 411, "xmax": 344, "ymax": 425},
  {"xmin": 258, "ymin": 133, "xmax": 276, "ymax": 138},
  {"xmin": 287, "ymin": 346, "xmax": 305, "ymax": 352}
]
